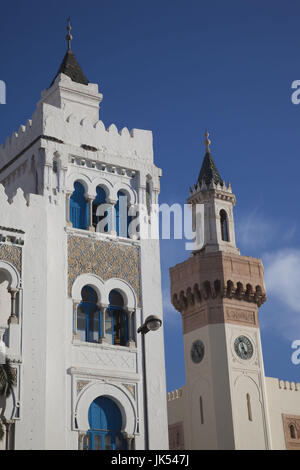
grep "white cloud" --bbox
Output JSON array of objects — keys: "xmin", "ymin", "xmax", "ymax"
[
  {"xmin": 162, "ymin": 289, "xmax": 181, "ymax": 326},
  {"xmin": 261, "ymin": 249, "xmax": 300, "ymax": 340},
  {"xmin": 236, "ymin": 208, "xmax": 297, "ymax": 250},
  {"xmin": 237, "ymin": 208, "xmax": 274, "ymax": 249},
  {"xmin": 263, "ymin": 249, "xmax": 300, "ymax": 314}
]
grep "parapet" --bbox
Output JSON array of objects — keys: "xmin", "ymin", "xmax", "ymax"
[
  {"xmin": 167, "ymin": 387, "xmax": 184, "ymax": 401},
  {"xmin": 0, "ymin": 76, "xmax": 154, "ymax": 172}
]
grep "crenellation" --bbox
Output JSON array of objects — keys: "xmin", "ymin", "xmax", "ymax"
[
  {"xmin": 278, "ymin": 379, "xmax": 300, "ymax": 392},
  {"xmin": 0, "ymin": 101, "xmax": 154, "ymax": 176},
  {"xmin": 167, "ymin": 388, "xmax": 183, "ymax": 401}
]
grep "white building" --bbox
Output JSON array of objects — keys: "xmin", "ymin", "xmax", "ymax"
[
  {"xmin": 0, "ymin": 25, "xmax": 168, "ymax": 450},
  {"xmin": 167, "ymin": 133, "xmax": 300, "ymax": 450}
]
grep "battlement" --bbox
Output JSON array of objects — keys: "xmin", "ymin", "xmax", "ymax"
[
  {"xmin": 0, "ymin": 73, "xmax": 154, "ymax": 173},
  {"xmin": 189, "ymin": 179, "xmax": 232, "ymax": 196},
  {"xmin": 0, "ymin": 105, "xmax": 153, "ymax": 172},
  {"xmin": 167, "ymin": 388, "xmax": 184, "ymax": 401},
  {"xmin": 278, "ymin": 379, "xmax": 300, "ymax": 392},
  {"xmin": 188, "ymin": 179, "xmax": 236, "ymax": 206}
]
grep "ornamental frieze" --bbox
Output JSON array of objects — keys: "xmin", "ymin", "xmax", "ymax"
[
  {"xmin": 68, "ymin": 235, "xmax": 140, "ymax": 303},
  {"xmin": 0, "ymin": 243, "xmax": 22, "ymax": 276},
  {"xmin": 225, "ymin": 308, "xmax": 257, "ymax": 327}
]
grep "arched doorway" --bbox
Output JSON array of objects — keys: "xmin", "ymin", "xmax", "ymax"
[{"xmin": 87, "ymin": 396, "xmax": 126, "ymax": 450}]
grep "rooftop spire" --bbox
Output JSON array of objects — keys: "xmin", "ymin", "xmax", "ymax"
[
  {"xmin": 49, "ymin": 18, "xmax": 89, "ymax": 88},
  {"xmin": 204, "ymin": 130, "xmax": 211, "ymax": 153},
  {"xmin": 66, "ymin": 17, "xmax": 73, "ymax": 51},
  {"xmin": 197, "ymin": 131, "xmax": 223, "ymax": 187}
]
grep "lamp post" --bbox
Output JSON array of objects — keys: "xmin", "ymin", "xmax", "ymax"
[{"xmin": 137, "ymin": 315, "xmax": 162, "ymax": 450}]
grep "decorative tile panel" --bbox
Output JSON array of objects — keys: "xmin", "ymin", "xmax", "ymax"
[
  {"xmin": 68, "ymin": 235, "xmax": 140, "ymax": 302},
  {"xmin": 0, "ymin": 244, "xmax": 22, "ymax": 276}
]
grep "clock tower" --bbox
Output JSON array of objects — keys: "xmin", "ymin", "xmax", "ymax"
[{"xmin": 170, "ymin": 133, "xmax": 272, "ymax": 450}]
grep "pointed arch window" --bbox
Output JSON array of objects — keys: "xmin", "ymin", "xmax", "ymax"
[
  {"xmin": 106, "ymin": 290, "xmax": 128, "ymax": 346},
  {"xmin": 93, "ymin": 186, "xmax": 110, "ymax": 233},
  {"xmin": 220, "ymin": 209, "xmax": 229, "ymax": 242},
  {"xmin": 77, "ymin": 286, "xmax": 102, "ymax": 343},
  {"xmin": 146, "ymin": 179, "xmax": 152, "ymax": 216},
  {"xmin": 290, "ymin": 424, "xmax": 296, "ymax": 439},
  {"xmin": 70, "ymin": 181, "xmax": 89, "ymax": 230}
]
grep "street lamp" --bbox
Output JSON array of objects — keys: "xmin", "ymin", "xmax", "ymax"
[
  {"xmin": 137, "ymin": 315, "xmax": 162, "ymax": 450},
  {"xmin": 137, "ymin": 315, "xmax": 162, "ymax": 335}
]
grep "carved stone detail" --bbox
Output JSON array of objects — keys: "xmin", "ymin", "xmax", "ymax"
[
  {"xmin": 123, "ymin": 383, "xmax": 135, "ymax": 399},
  {"xmin": 225, "ymin": 308, "xmax": 257, "ymax": 327},
  {"xmin": 77, "ymin": 380, "xmax": 90, "ymax": 394},
  {"xmin": 282, "ymin": 414, "xmax": 300, "ymax": 450},
  {"xmin": 75, "ymin": 348, "xmax": 136, "ymax": 371}
]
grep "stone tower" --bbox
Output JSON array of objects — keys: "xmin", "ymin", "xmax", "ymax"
[{"xmin": 169, "ymin": 133, "xmax": 271, "ymax": 449}]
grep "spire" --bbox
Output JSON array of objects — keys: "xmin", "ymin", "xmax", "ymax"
[
  {"xmin": 66, "ymin": 17, "xmax": 72, "ymax": 51},
  {"xmin": 204, "ymin": 130, "xmax": 211, "ymax": 153},
  {"xmin": 197, "ymin": 131, "xmax": 223, "ymax": 187},
  {"xmin": 49, "ymin": 18, "xmax": 89, "ymax": 88}
]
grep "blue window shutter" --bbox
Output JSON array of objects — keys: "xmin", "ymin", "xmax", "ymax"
[{"xmin": 70, "ymin": 181, "xmax": 88, "ymax": 229}]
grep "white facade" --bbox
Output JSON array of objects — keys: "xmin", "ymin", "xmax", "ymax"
[{"xmin": 0, "ymin": 52, "xmax": 168, "ymax": 450}]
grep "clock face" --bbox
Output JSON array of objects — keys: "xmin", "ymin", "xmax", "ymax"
[
  {"xmin": 191, "ymin": 340, "xmax": 205, "ymax": 364},
  {"xmin": 234, "ymin": 335, "xmax": 254, "ymax": 360}
]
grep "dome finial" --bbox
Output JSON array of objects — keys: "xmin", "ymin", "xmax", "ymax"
[
  {"xmin": 204, "ymin": 130, "xmax": 211, "ymax": 153},
  {"xmin": 66, "ymin": 17, "xmax": 73, "ymax": 51}
]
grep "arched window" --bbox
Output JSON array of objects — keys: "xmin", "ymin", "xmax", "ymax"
[
  {"xmin": 115, "ymin": 191, "xmax": 129, "ymax": 238},
  {"xmin": 290, "ymin": 424, "xmax": 296, "ymax": 439},
  {"xmin": 146, "ymin": 179, "xmax": 152, "ymax": 216},
  {"xmin": 87, "ymin": 396, "xmax": 126, "ymax": 450},
  {"xmin": 106, "ymin": 290, "xmax": 128, "ymax": 346},
  {"xmin": 77, "ymin": 286, "xmax": 101, "ymax": 343},
  {"xmin": 93, "ymin": 186, "xmax": 109, "ymax": 233},
  {"xmin": 220, "ymin": 209, "xmax": 229, "ymax": 242},
  {"xmin": 70, "ymin": 181, "xmax": 88, "ymax": 230}
]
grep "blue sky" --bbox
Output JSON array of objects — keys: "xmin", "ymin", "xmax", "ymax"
[{"xmin": 0, "ymin": 0, "xmax": 299, "ymax": 391}]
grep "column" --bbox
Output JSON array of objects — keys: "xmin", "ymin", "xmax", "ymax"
[
  {"xmin": 99, "ymin": 304, "xmax": 108, "ymax": 343},
  {"xmin": 8, "ymin": 289, "xmax": 19, "ymax": 325},
  {"xmin": 87, "ymin": 197, "xmax": 95, "ymax": 232},
  {"xmin": 5, "ymin": 421, "xmax": 12, "ymax": 450},
  {"xmin": 73, "ymin": 301, "xmax": 80, "ymax": 340},
  {"xmin": 123, "ymin": 432, "xmax": 134, "ymax": 450},
  {"xmin": 78, "ymin": 432, "xmax": 85, "ymax": 450},
  {"xmin": 66, "ymin": 192, "xmax": 73, "ymax": 227},
  {"xmin": 107, "ymin": 199, "xmax": 117, "ymax": 236},
  {"xmin": 126, "ymin": 308, "xmax": 136, "ymax": 348}
]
